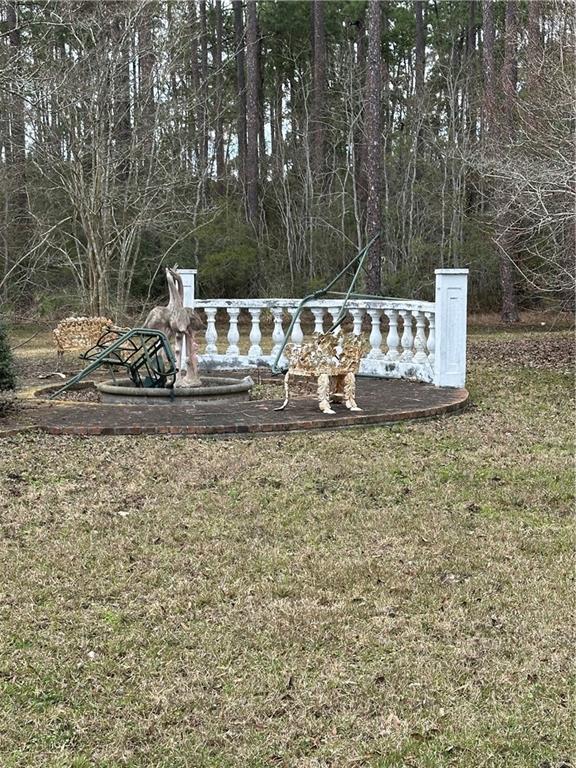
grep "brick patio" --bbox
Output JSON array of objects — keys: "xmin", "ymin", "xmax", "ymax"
[{"xmin": 2, "ymin": 377, "xmax": 468, "ymax": 437}]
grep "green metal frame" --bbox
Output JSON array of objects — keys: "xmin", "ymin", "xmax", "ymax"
[
  {"xmin": 271, "ymin": 233, "xmax": 382, "ymax": 373},
  {"xmin": 49, "ymin": 327, "xmax": 178, "ymax": 400}
]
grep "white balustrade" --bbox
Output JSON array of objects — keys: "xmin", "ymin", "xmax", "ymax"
[
  {"xmin": 271, "ymin": 307, "xmax": 285, "ymax": 360},
  {"xmin": 204, "ymin": 307, "xmax": 218, "ymax": 354},
  {"xmin": 248, "ymin": 308, "xmax": 262, "ymax": 360},
  {"xmin": 226, "ymin": 308, "xmax": 240, "ymax": 356},
  {"xmin": 325, "ymin": 307, "xmax": 342, "ymax": 335},
  {"xmin": 399, "ymin": 310, "xmax": 414, "ymax": 362},
  {"xmin": 184, "ymin": 267, "xmax": 469, "ymax": 387},
  {"xmin": 413, "ymin": 311, "xmax": 428, "ymax": 364},
  {"xmin": 289, "ymin": 308, "xmax": 304, "ymax": 346},
  {"xmin": 311, "ymin": 308, "xmax": 325, "ymax": 335},
  {"xmin": 384, "ymin": 309, "xmax": 400, "ymax": 361},
  {"xmin": 425, "ymin": 311, "xmax": 435, "ymax": 366},
  {"xmin": 367, "ymin": 309, "xmax": 384, "ymax": 359},
  {"xmin": 350, "ymin": 308, "xmax": 364, "ymax": 336}
]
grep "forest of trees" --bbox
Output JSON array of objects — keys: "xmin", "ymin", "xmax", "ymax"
[{"xmin": 0, "ymin": 0, "xmax": 574, "ymax": 321}]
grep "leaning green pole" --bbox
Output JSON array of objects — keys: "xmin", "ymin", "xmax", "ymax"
[{"xmin": 270, "ymin": 232, "xmax": 381, "ymax": 373}]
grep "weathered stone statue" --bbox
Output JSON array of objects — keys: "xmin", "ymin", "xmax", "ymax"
[
  {"xmin": 276, "ymin": 332, "xmax": 366, "ymax": 414},
  {"xmin": 144, "ymin": 266, "xmax": 204, "ymax": 387}
]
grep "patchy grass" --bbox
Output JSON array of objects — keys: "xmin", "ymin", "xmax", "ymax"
[{"xmin": 0, "ymin": 325, "xmax": 574, "ymax": 767}]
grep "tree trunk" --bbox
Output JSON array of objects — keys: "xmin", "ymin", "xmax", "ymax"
[
  {"xmin": 501, "ymin": 0, "xmax": 518, "ymax": 135},
  {"xmin": 6, "ymin": 0, "xmax": 29, "ymax": 277},
  {"xmin": 498, "ymin": 0, "xmax": 520, "ymax": 322},
  {"xmin": 365, "ymin": 0, "xmax": 382, "ymax": 294},
  {"xmin": 310, "ymin": 0, "xmax": 326, "ymax": 178},
  {"xmin": 527, "ymin": 0, "xmax": 542, "ymax": 83},
  {"xmin": 353, "ymin": 12, "xmax": 367, "ymax": 221},
  {"xmin": 199, "ymin": 0, "xmax": 209, "ymax": 176},
  {"xmin": 414, "ymin": 1, "xmax": 425, "ymax": 100},
  {"xmin": 413, "ymin": 0, "xmax": 426, "ymax": 170},
  {"xmin": 112, "ymin": 8, "xmax": 132, "ymax": 181},
  {"xmin": 188, "ymin": 0, "xmax": 200, "ymax": 168},
  {"xmin": 245, "ymin": 0, "xmax": 259, "ymax": 228},
  {"xmin": 214, "ymin": 0, "xmax": 225, "ymax": 193},
  {"xmin": 271, "ymin": 66, "xmax": 284, "ymax": 172},
  {"xmin": 138, "ymin": 4, "xmax": 155, "ymax": 164},
  {"xmin": 233, "ymin": 0, "xmax": 247, "ymax": 190},
  {"xmin": 466, "ymin": 0, "xmax": 478, "ymax": 143},
  {"xmin": 257, "ymin": 17, "xmax": 266, "ymax": 165},
  {"xmin": 481, "ymin": 0, "xmax": 496, "ymax": 140}
]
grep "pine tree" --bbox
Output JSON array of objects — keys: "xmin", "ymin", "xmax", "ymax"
[
  {"xmin": 365, "ymin": 0, "xmax": 382, "ymax": 294},
  {"xmin": 0, "ymin": 322, "xmax": 16, "ymax": 393},
  {"xmin": 245, "ymin": 0, "xmax": 259, "ymax": 228}
]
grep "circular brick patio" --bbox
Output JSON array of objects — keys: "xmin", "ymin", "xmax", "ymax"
[{"xmin": 4, "ymin": 376, "xmax": 468, "ymax": 436}]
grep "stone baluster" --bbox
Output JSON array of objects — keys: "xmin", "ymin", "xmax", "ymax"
[
  {"xmin": 425, "ymin": 311, "xmax": 435, "ymax": 366},
  {"xmin": 204, "ymin": 307, "xmax": 218, "ymax": 354},
  {"xmin": 326, "ymin": 307, "xmax": 342, "ymax": 335},
  {"xmin": 413, "ymin": 311, "xmax": 428, "ymax": 364},
  {"xmin": 248, "ymin": 308, "xmax": 262, "ymax": 360},
  {"xmin": 367, "ymin": 309, "xmax": 384, "ymax": 358},
  {"xmin": 271, "ymin": 307, "xmax": 285, "ymax": 359},
  {"xmin": 311, "ymin": 307, "xmax": 325, "ymax": 335},
  {"xmin": 384, "ymin": 309, "xmax": 400, "ymax": 360},
  {"xmin": 350, "ymin": 308, "xmax": 364, "ymax": 336},
  {"xmin": 226, "ymin": 307, "xmax": 240, "ymax": 356},
  {"xmin": 399, "ymin": 310, "xmax": 414, "ymax": 362},
  {"xmin": 289, "ymin": 308, "xmax": 304, "ymax": 346}
]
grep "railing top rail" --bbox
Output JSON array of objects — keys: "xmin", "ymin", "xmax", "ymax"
[{"xmin": 193, "ymin": 297, "xmax": 436, "ymax": 312}]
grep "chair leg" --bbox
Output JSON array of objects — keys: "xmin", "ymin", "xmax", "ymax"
[
  {"xmin": 318, "ymin": 373, "xmax": 335, "ymax": 414},
  {"xmin": 274, "ymin": 372, "xmax": 290, "ymax": 411},
  {"xmin": 344, "ymin": 372, "xmax": 362, "ymax": 411}
]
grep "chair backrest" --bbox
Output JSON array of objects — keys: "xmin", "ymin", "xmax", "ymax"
[
  {"xmin": 286, "ymin": 332, "xmax": 366, "ymax": 376},
  {"xmin": 53, "ymin": 316, "xmax": 113, "ymax": 352}
]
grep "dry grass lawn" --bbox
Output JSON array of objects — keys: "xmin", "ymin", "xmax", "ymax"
[{"xmin": 0, "ymin": 324, "xmax": 574, "ymax": 767}]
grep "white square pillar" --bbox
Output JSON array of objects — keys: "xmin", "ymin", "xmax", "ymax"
[
  {"xmin": 176, "ymin": 268, "xmax": 197, "ymax": 371},
  {"xmin": 433, "ymin": 268, "xmax": 469, "ymax": 388},
  {"xmin": 177, "ymin": 268, "xmax": 196, "ymax": 307}
]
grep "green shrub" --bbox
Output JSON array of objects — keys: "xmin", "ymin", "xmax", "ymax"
[
  {"xmin": 0, "ymin": 321, "xmax": 15, "ymax": 417},
  {"xmin": 199, "ymin": 245, "xmax": 258, "ymax": 298},
  {"xmin": 0, "ymin": 322, "xmax": 15, "ymax": 392}
]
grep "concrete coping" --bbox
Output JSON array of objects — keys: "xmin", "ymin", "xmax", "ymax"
[{"xmin": 96, "ymin": 376, "xmax": 254, "ymax": 398}]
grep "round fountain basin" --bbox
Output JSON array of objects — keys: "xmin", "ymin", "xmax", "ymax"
[{"xmin": 96, "ymin": 376, "xmax": 253, "ymax": 406}]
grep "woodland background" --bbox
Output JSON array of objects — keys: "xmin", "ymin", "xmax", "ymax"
[{"xmin": 0, "ymin": 0, "xmax": 574, "ymax": 322}]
